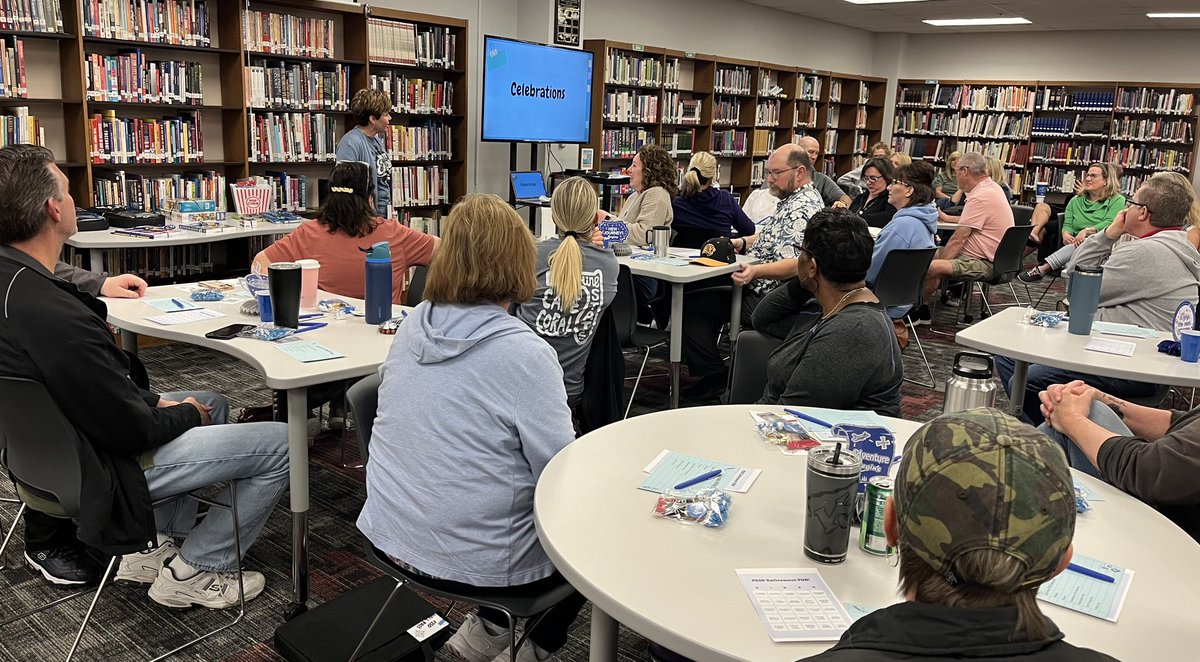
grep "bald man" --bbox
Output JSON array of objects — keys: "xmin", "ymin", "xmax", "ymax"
[{"xmin": 795, "ymin": 135, "xmax": 853, "ymax": 208}]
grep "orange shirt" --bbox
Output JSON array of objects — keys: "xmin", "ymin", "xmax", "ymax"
[{"xmin": 263, "ymin": 217, "xmax": 436, "ymax": 304}]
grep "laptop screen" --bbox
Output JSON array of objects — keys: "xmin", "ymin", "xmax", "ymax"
[{"xmin": 510, "ymin": 171, "xmax": 547, "ymax": 199}]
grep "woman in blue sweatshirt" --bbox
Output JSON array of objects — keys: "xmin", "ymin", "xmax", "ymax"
[{"xmin": 866, "ymin": 161, "xmax": 939, "ymax": 319}]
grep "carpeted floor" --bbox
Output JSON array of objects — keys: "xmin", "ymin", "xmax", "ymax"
[{"xmin": 0, "ymin": 269, "xmax": 1069, "ymax": 662}]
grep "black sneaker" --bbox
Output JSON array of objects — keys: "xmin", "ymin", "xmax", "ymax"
[
  {"xmin": 912, "ymin": 305, "xmax": 932, "ymax": 326},
  {"xmin": 25, "ymin": 545, "xmax": 100, "ymax": 586},
  {"xmin": 1018, "ymin": 267, "xmax": 1045, "ymax": 283}
]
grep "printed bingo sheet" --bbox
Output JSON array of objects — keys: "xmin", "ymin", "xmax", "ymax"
[{"xmin": 736, "ymin": 568, "xmax": 853, "ymax": 642}]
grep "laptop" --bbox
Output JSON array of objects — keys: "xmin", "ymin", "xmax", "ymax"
[{"xmin": 510, "ymin": 171, "xmax": 551, "ymax": 205}]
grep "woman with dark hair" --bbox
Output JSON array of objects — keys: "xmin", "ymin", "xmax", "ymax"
[
  {"xmin": 866, "ymin": 161, "xmax": 939, "ymax": 319},
  {"xmin": 253, "ymin": 161, "xmax": 438, "ymax": 303},
  {"xmin": 755, "ymin": 208, "xmax": 903, "ymax": 415},
  {"xmin": 609, "ymin": 143, "xmax": 677, "ymax": 244},
  {"xmin": 848, "ymin": 156, "xmax": 898, "ymax": 228}
]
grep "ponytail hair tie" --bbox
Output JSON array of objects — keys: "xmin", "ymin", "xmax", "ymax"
[
  {"xmin": 689, "ymin": 167, "xmax": 711, "ymax": 184},
  {"xmin": 562, "ymin": 230, "xmax": 583, "ymax": 238}
]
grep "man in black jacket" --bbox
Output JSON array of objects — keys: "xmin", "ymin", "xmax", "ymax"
[
  {"xmin": 808, "ymin": 409, "xmax": 1117, "ymax": 661},
  {"xmin": 0, "ymin": 145, "xmax": 288, "ymax": 609}
]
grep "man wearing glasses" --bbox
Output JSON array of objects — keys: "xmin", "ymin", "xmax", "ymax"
[
  {"xmin": 995, "ymin": 176, "xmax": 1200, "ymax": 426},
  {"xmin": 680, "ymin": 143, "xmax": 824, "ymax": 400},
  {"xmin": 795, "ymin": 135, "xmax": 854, "ymax": 208}
]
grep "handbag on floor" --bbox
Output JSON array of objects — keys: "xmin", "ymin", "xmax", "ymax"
[{"xmin": 274, "ymin": 577, "xmax": 448, "ymax": 662}]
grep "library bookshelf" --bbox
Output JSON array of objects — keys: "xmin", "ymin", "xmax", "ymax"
[
  {"xmin": 0, "ymin": 0, "xmax": 467, "ymax": 281},
  {"xmin": 892, "ymin": 79, "xmax": 1199, "ymax": 202}
]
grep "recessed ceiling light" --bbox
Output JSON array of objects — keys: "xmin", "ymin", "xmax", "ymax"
[
  {"xmin": 1147, "ymin": 13, "xmax": 1200, "ymax": 18},
  {"xmin": 923, "ymin": 17, "xmax": 1032, "ymax": 26},
  {"xmin": 844, "ymin": 1, "xmax": 932, "ymax": 4}
]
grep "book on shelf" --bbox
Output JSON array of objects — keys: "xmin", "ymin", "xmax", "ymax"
[
  {"xmin": 714, "ymin": 66, "xmax": 751, "ymax": 95},
  {"xmin": 961, "ymin": 85, "xmax": 1033, "ymax": 112},
  {"xmin": 385, "ymin": 121, "xmax": 453, "ymax": 161},
  {"xmin": 599, "ymin": 127, "xmax": 653, "ymax": 159},
  {"xmin": 823, "ymin": 130, "xmax": 836, "ymax": 155},
  {"xmin": 247, "ymin": 110, "xmax": 337, "ymax": 163},
  {"xmin": 368, "ymin": 19, "xmax": 457, "ymax": 69},
  {"xmin": 798, "ymin": 75, "xmax": 822, "ymax": 101},
  {"xmin": 92, "ymin": 169, "xmax": 227, "ymax": 211},
  {"xmin": 957, "ymin": 112, "xmax": 1030, "ymax": 139},
  {"xmin": 86, "ymin": 51, "xmax": 203, "ymax": 105},
  {"xmin": 90, "ymin": 109, "xmax": 204, "ymax": 164},
  {"xmin": 391, "ymin": 164, "xmax": 448, "ymax": 208},
  {"xmin": 752, "ymin": 129, "xmax": 776, "ymax": 156},
  {"xmin": 175, "ymin": 219, "xmax": 231, "ymax": 232},
  {"xmin": 245, "ymin": 59, "xmax": 349, "ymax": 111},
  {"xmin": 604, "ymin": 49, "xmax": 662, "ymax": 86},
  {"xmin": 794, "ymin": 102, "xmax": 817, "ymax": 128},
  {"xmin": 1111, "ymin": 117, "xmax": 1193, "ymax": 143},
  {"xmin": 662, "ymin": 129, "xmax": 694, "ymax": 157},
  {"xmin": 244, "ymin": 9, "xmax": 334, "ymax": 59},
  {"xmin": 112, "ymin": 224, "xmax": 182, "ymax": 239},
  {"xmin": 255, "ymin": 171, "xmax": 308, "ymax": 212},
  {"xmin": 83, "ymin": 0, "xmax": 210, "ymax": 46},
  {"xmin": 1116, "ymin": 88, "xmax": 1195, "ymax": 114},
  {"xmin": 663, "ymin": 57, "xmax": 682, "ymax": 90},
  {"xmin": 892, "ymin": 136, "xmax": 943, "ymax": 160},
  {"xmin": 0, "ymin": 0, "xmax": 64, "ymax": 33},
  {"xmin": 1106, "ymin": 144, "xmax": 1191, "ymax": 173},
  {"xmin": 1028, "ymin": 141, "xmax": 1105, "ymax": 165},
  {"xmin": 755, "ymin": 99, "xmax": 780, "ymax": 127},
  {"xmin": 369, "ymin": 72, "xmax": 454, "ymax": 115},
  {"xmin": 712, "ymin": 129, "xmax": 747, "ymax": 157},
  {"xmin": 713, "ymin": 97, "xmax": 741, "ymax": 126},
  {"xmin": 0, "ymin": 106, "xmax": 43, "ymax": 148},
  {"xmin": 1036, "ymin": 88, "xmax": 1115, "ymax": 111},
  {"xmin": 828, "ymin": 80, "xmax": 842, "ymax": 103},
  {"xmin": 0, "ymin": 37, "xmax": 28, "ymax": 99},
  {"xmin": 602, "ymin": 89, "xmax": 658, "ymax": 123},
  {"xmin": 662, "ymin": 91, "xmax": 701, "ymax": 124},
  {"xmin": 401, "ymin": 209, "xmax": 442, "ymax": 236}
]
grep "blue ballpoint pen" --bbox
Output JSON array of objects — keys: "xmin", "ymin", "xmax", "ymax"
[
  {"xmin": 170, "ymin": 298, "xmax": 187, "ymax": 309},
  {"xmin": 292, "ymin": 322, "xmax": 328, "ymax": 334},
  {"xmin": 784, "ymin": 408, "xmax": 834, "ymax": 429},
  {"xmin": 673, "ymin": 469, "xmax": 723, "ymax": 490},
  {"xmin": 1067, "ymin": 563, "xmax": 1116, "ymax": 583}
]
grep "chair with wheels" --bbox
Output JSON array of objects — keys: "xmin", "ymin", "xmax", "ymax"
[
  {"xmin": 726, "ymin": 330, "xmax": 783, "ymax": 404},
  {"xmin": 343, "ymin": 374, "xmax": 577, "ymax": 662},
  {"xmin": 871, "ymin": 247, "xmax": 938, "ymax": 388},
  {"xmin": 613, "ymin": 265, "xmax": 670, "ymax": 418},
  {"xmin": 956, "ymin": 224, "xmax": 1034, "ymax": 324},
  {"xmin": 0, "ymin": 376, "xmax": 246, "ymax": 662}
]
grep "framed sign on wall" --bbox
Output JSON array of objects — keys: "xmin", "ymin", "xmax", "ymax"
[{"xmin": 555, "ymin": 0, "xmax": 582, "ymax": 47}]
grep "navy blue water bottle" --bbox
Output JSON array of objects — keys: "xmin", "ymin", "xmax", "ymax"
[{"xmin": 363, "ymin": 241, "xmax": 392, "ymax": 324}]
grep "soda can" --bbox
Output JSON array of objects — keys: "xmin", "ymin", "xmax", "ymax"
[{"xmin": 859, "ymin": 476, "xmax": 894, "ymax": 556}]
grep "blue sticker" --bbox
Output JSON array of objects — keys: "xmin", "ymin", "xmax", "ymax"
[
  {"xmin": 599, "ymin": 220, "xmax": 629, "ymax": 247},
  {"xmin": 831, "ymin": 424, "xmax": 896, "ymax": 493},
  {"xmin": 1173, "ymin": 301, "xmax": 1195, "ymax": 342}
]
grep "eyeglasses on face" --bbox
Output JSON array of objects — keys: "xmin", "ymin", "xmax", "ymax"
[
  {"xmin": 862, "ymin": 175, "xmax": 887, "ymax": 184},
  {"xmin": 767, "ymin": 166, "xmax": 800, "ymax": 179},
  {"xmin": 1126, "ymin": 199, "xmax": 1152, "ymax": 214},
  {"xmin": 791, "ymin": 243, "xmax": 813, "ymax": 259}
]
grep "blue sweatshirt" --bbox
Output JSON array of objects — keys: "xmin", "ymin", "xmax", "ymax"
[
  {"xmin": 358, "ymin": 301, "xmax": 576, "ymax": 586},
  {"xmin": 671, "ymin": 187, "xmax": 756, "ymax": 248},
  {"xmin": 866, "ymin": 203, "xmax": 938, "ymax": 318}
]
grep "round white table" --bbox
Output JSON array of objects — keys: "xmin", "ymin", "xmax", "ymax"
[{"xmin": 534, "ymin": 405, "xmax": 1200, "ymax": 661}]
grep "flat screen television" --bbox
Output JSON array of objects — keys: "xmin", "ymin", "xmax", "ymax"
[{"xmin": 481, "ymin": 35, "xmax": 593, "ymax": 143}]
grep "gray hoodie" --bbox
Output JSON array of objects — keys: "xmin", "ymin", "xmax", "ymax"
[
  {"xmin": 1068, "ymin": 229, "xmax": 1200, "ymax": 332},
  {"xmin": 357, "ymin": 301, "xmax": 575, "ymax": 587}
]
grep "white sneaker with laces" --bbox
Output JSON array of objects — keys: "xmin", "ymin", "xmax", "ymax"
[
  {"xmin": 445, "ymin": 613, "xmax": 509, "ymax": 662},
  {"xmin": 147, "ymin": 561, "xmax": 265, "ymax": 609},
  {"xmin": 115, "ymin": 540, "xmax": 179, "ymax": 585},
  {"xmin": 491, "ymin": 641, "xmax": 560, "ymax": 662}
]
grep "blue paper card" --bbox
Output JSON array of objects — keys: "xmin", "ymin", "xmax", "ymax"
[
  {"xmin": 274, "ymin": 341, "xmax": 345, "ymax": 363},
  {"xmin": 144, "ymin": 297, "xmax": 201, "ymax": 312},
  {"xmin": 1037, "ymin": 554, "xmax": 1133, "ymax": 622}
]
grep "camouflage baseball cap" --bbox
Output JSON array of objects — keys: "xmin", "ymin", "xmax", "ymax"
[{"xmin": 894, "ymin": 408, "xmax": 1075, "ymax": 589}]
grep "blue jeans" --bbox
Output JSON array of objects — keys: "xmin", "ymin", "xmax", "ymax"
[
  {"xmin": 144, "ymin": 391, "xmax": 289, "ymax": 572},
  {"xmin": 994, "ymin": 356, "xmax": 1158, "ymax": 427},
  {"xmin": 1038, "ymin": 400, "xmax": 1131, "ymax": 480}
]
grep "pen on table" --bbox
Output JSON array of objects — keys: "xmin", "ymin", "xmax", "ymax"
[
  {"xmin": 784, "ymin": 408, "xmax": 833, "ymax": 429},
  {"xmin": 170, "ymin": 298, "xmax": 187, "ymax": 309},
  {"xmin": 299, "ymin": 312, "xmax": 324, "ymax": 320},
  {"xmin": 673, "ymin": 469, "xmax": 723, "ymax": 490},
  {"xmin": 1066, "ymin": 563, "xmax": 1116, "ymax": 583},
  {"xmin": 293, "ymin": 322, "xmax": 328, "ymax": 334}
]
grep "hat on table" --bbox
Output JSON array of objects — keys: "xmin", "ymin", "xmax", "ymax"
[{"xmin": 691, "ymin": 236, "xmax": 736, "ymax": 267}]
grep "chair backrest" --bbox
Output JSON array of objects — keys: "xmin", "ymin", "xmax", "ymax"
[
  {"xmin": 872, "ymin": 247, "xmax": 937, "ymax": 310},
  {"xmin": 346, "ymin": 371, "xmax": 383, "ymax": 464},
  {"xmin": 988, "ymin": 224, "xmax": 1035, "ymax": 284},
  {"xmin": 1011, "ymin": 205, "xmax": 1034, "ymax": 226},
  {"xmin": 611, "ymin": 265, "xmax": 637, "ymax": 348},
  {"xmin": 406, "ymin": 265, "xmax": 429, "ymax": 307},
  {"xmin": 727, "ymin": 330, "xmax": 783, "ymax": 405},
  {"xmin": 0, "ymin": 377, "xmax": 83, "ymax": 517}
]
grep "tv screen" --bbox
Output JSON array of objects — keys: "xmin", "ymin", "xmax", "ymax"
[{"xmin": 482, "ymin": 36, "xmax": 593, "ymax": 144}]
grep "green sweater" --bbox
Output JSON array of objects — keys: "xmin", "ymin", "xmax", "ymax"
[
  {"xmin": 933, "ymin": 171, "xmax": 959, "ymax": 197},
  {"xmin": 1064, "ymin": 193, "xmax": 1125, "ymax": 236}
]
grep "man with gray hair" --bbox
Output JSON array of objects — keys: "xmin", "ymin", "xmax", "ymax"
[
  {"xmin": 795, "ymin": 135, "xmax": 854, "ymax": 208},
  {"xmin": 916, "ymin": 151, "xmax": 1014, "ymax": 323}
]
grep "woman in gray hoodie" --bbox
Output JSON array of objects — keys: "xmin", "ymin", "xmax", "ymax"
[{"xmin": 358, "ymin": 194, "xmax": 584, "ymax": 662}]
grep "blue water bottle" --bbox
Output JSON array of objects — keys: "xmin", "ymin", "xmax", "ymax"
[{"xmin": 362, "ymin": 241, "xmax": 392, "ymax": 324}]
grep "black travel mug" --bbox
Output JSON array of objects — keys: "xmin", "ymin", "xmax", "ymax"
[
  {"xmin": 268, "ymin": 262, "xmax": 303, "ymax": 329},
  {"xmin": 804, "ymin": 444, "xmax": 863, "ymax": 564}
]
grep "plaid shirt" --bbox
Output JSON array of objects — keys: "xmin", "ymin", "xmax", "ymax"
[{"xmin": 747, "ymin": 183, "xmax": 824, "ymax": 295}]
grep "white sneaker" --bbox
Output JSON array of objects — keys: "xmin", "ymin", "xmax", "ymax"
[
  {"xmin": 492, "ymin": 642, "xmax": 559, "ymax": 662},
  {"xmin": 115, "ymin": 540, "xmax": 178, "ymax": 585},
  {"xmin": 445, "ymin": 613, "xmax": 509, "ymax": 662},
  {"xmin": 147, "ymin": 561, "xmax": 265, "ymax": 609}
]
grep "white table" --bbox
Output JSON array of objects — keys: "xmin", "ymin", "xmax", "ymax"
[
  {"xmin": 534, "ymin": 405, "xmax": 1200, "ymax": 661},
  {"xmin": 955, "ymin": 307, "xmax": 1200, "ymax": 416},
  {"xmin": 618, "ymin": 249, "xmax": 755, "ymax": 408},
  {"xmin": 105, "ymin": 284, "xmax": 404, "ymax": 614},
  {"xmin": 67, "ymin": 223, "xmax": 298, "ymax": 274}
]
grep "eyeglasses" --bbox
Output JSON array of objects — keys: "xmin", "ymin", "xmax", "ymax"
[
  {"xmin": 766, "ymin": 166, "xmax": 800, "ymax": 179},
  {"xmin": 792, "ymin": 244, "xmax": 812, "ymax": 259},
  {"xmin": 889, "ymin": 180, "xmax": 911, "ymax": 188},
  {"xmin": 1127, "ymin": 199, "xmax": 1153, "ymax": 215},
  {"xmin": 955, "ymin": 165, "xmax": 970, "ymax": 173},
  {"xmin": 862, "ymin": 175, "xmax": 886, "ymax": 184}
]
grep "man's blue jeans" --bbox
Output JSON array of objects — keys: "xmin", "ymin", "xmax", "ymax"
[
  {"xmin": 1038, "ymin": 400, "xmax": 1131, "ymax": 482},
  {"xmin": 143, "ymin": 392, "xmax": 289, "ymax": 572},
  {"xmin": 994, "ymin": 356, "xmax": 1157, "ymax": 426}
]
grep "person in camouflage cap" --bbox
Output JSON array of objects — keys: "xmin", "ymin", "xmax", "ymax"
[{"xmin": 807, "ymin": 408, "xmax": 1118, "ymax": 662}]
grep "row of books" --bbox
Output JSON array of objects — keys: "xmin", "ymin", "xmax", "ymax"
[
  {"xmin": 798, "ymin": 75, "xmax": 822, "ymax": 101},
  {"xmin": 852, "ymin": 132, "xmax": 870, "ymax": 154},
  {"xmin": 1027, "ymin": 141, "xmax": 1106, "ymax": 165},
  {"xmin": 714, "ymin": 66, "xmax": 751, "ymax": 95},
  {"xmin": 1109, "ymin": 144, "xmax": 1191, "ymax": 172},
  {"xmin": 90, "ymin": 110, "xmax": 204, "ymax": 164},
  {"xmin": 1111, "ymin": 117, "xmax": 1194, "ymax": 143},
  {"xmin": 599, "ymin": 127, "xmax": 653, "ymax": 159},
  {"xmin": 794, "ymin": 103, "xmax": 816, "ymax": 128},
  {"xmin": 390, "ymin": 165, "xmax": 448, "ymax": 208},
  {"xmin": 1037, "ymin": 88, "xmax": 1115, "ymax": 111},
  {"xmin": 86, "ymin": 51, "xmax": 202, "ymax": 105},
  {"xmin": 92, "ymin": 169, "xmax": 226, "ymax": 210},
  {"xmin": 245, "ymin": 172, "xmax": 306, "ymax": 212},
  {"xmin": 399, "ymin": 208, "xmax": 443, "ymax": 236},
  {"xmin": 245, "ymin": 61, "xmax": 349, "ymax": 111},
  {"xmin": 823, "ymin": 129, "xmax": 836, "ymax": 155},
  {"xmin": 662, "ymin": 129, "xmax": 693, "ymax": 157},
  {"xmin": 83, "ymin": 0, "xmax": 210, "ymax": 47},
  {"xmin": 383, "ymin": 121, "xmax": 452, "ymax": 161},
  {"xmin": 853, "ymin": 106, "xmax": 868, "ymax": 130},
  {"xmin": 0, "ymin": 37, "xmax": 26, "ymax": 99},
  {"xmin": 604, "ymin": 50, "xmax": 662, "ymax": 87},
  {"xmin": 960, "ymin": 86, "xmax": 1035, "ymax": 112},
  {"xmin": 0, "ymin": 106, "xmax": 42, "ymax": 147},
  {"xmin": 751, "ymin": 129, "xmax": 777, "ymax": 157},
  {"xmin": 751, "ymin": 159, "xmax": 765, "ymax": 186},
  {"xmin": 369, "ymin": 72, "xmax": 454, "ymax": 115},
  {"xmin": 826, "ymin": 105, "xmax": 840, "ymax": 129},
  {"xmin": 662, "ymin": 58, "xmax": 684, "ymax": 91},
  {"xmin": 896, "ymin": 86, "xmax": 940, "ymax": 107},
  {"xmin": 894, "ymin": 110, "xmax": 956, "ymax": 135},
  {"xmin": 68, "ymin": 243, "xmax": 215, "ymax": 279},
  {"xmin": 956, "ymin": 140, "xmax": 1028, "ymax": 165},
  {"xmin": 0, "ymin": 0, "xmax": 63, "ymax": 33},
  {"xmin": 892, "ymin": 136, "xmax": 944, "ymax": 160},
  {"xmin": 957, "ymin": 113, "xmax": 1031, "ymax": 140},
  {"xmin": 1118, "ymin": 174, "xmax": 1148, "ymax": 196},
  {"xmin": 367, "ymin": 19, "xmax": 457, "ymax": 70},
  {"xmin": 602, "ymin": 90, "xmax": 658, "ymax": 123},
  {"xmin": 248, "ymin": 110, "xmax": 337, "ymax": 163},
  {"xmin": 755, "ymin": 99, "xmax": 781, "ymax": 127},
  {"xmin": 712, "ymin": 129, "xmax": 747, "ymax": 157},
  {"xmin": 997, "ymin": 166, "xmax": 1023, "ymax": 192},
  {"xmin": 662, "ymin": 92, "xmax": 701, "ymax": 124},
  {"xmin": 1115, "ymin": 88, "xmax": 1195, "ymax": 114},
  {"xmin": 244, "ymin": 9, "xmax": 334, "ymax": 59},
  {"xmin": 857, "ymin": 81, "xmax": 871, "ymax": 105},
  {"xmin": 1027, "ymin": 166, "xmax": 1081, "ymax": 193},
  {"xmin": 1030, "ymin": 116, "xmax": 1107, "ymax": 138},
  {"xmin": 713, "ymin": 98, "xmax": 741, "ymax": 126},
  {"xmin": 758, "ymin": 70, "xmax": 782, "ymax": 97},
  {"xmin": 828, "ymin": 80, "xmax": 842, "ymax": 103}
]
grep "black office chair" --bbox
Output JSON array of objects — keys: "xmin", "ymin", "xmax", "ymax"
[
  {"xmin": 406, "ymin": 265, "xmax": 429, "ymax": 307},
  {"xmin": 343, "ymin": 374, "xmax": 576, "ymax": 662},
  {"xmin": 1011, "ymin": 204, "xmax": 1034, "ymax": 226},
  {"xmin": 957, "ymin": 224, "xmax": 1034, "ymax": 324},
  {"xmin": 872, "ymin": 247, "xmax": 938, "ymax": 388},
  {"xmin": 613, "ymin": 265, "xmax": 670, "ymax": 418},
  {"xmin": 0, "ymin": 377, "xmax": 246, "ymax": 662},
  {"xmin": 726, "ymin": 330, "xmax": 783, "ymax": 404}
]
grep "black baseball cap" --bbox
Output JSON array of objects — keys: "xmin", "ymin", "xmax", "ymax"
[{"xmin": 691, "ymin": 236, "xmax": 736, "ymax": 267}]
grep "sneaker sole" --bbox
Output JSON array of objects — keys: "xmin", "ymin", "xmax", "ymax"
[
  {"xmin": 24, "ymin": 553, "xmax": 92, "ymax": 586},
  {"xmin": 912, "ymin": 318, "xmax": 931, "ymax": 327},
  {"xmin": 147, "ymin": 582, "xmax": 265, "ymax": 609}
]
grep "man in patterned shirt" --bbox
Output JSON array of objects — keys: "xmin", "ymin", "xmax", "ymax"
[{"xmin": 680, "ymin": 143, "xmax": 825, "ymax": 400}]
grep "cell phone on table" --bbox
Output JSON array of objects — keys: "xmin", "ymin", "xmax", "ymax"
[{"xmin": 204, "ymin": 323, "xmax": 255, "ymax": 340}]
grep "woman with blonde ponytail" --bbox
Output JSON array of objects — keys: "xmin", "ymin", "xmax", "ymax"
[
  {"xmin": 515, "ymin": 176, "xmax": 619, "ymax": 406},
  {"xmin": 672, "ymin": 151, "xmax": 756, "ymax": 248}
]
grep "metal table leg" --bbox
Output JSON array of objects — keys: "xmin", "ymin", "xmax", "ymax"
[
  {"xmin": 286, "ymin": 387, "xmax": 310, "ymax": 617},
  {"xmin": 588, "ymin": 605, "xmax": 619, "ymax": 662},
  {"xmin": 1009, "ymin": 359, "xmax": 1030, "ymax": 417},
  {"xmin": 669, "ymin": 283, "xmax": 684, "ymax": 409}
]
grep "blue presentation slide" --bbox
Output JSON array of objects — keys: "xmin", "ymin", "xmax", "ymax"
[{"xmin": 483, "ymin": 37, "xmax": 593, "ymax": 143}]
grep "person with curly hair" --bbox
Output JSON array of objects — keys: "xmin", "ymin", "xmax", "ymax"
[{"xmin": 610, "ymin": 143, "xmax": 677, "ymax": 245}]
